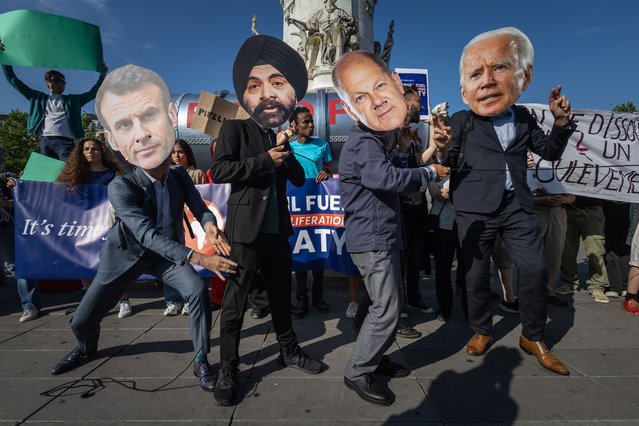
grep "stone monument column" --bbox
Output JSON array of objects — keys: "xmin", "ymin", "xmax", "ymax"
[{"xmin": 281, "ymin": 0, "xmax": 377, "ymax": 92}]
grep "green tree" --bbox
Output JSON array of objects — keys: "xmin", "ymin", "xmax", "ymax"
[
  {"xmin": 81, "ymin": 112, "xmax": 99, "ymax": 140},
  {"xmin": 0, "ymin": 110, "xmax": 39, "ymax": 173},
  {"xmin": 613, "ymin": 102, "xmax": 637, "ymax": 113}
]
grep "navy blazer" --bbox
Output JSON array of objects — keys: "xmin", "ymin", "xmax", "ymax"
[
  {"xmin": 98, "ymin": 166, "xmax": 214, "ymax": 280},
  {"xmin": 444, "ymin": 106, "xmax": 574, "ymax": 214},
  {"xmin": 209, "ymin": 118, "xmax": 305, "ymax": 244}
]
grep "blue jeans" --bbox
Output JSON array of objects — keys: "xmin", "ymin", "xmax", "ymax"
[
  {"xmin": 164, "ymin": 284, "xmax": 184, "ymax": 305},
  {"xmin": 39, "ymin": 136, "xmax": 74, "ymax": 161},
  {"xmin": 18, "ymin": 279, "xmax": 40, "ymax": 310}
]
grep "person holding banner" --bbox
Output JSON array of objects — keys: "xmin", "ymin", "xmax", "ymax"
[
  {"xmin": 0, "ymin": 40, "xmax": 107, "ymax": 161},
  {"xmin": 56, "ymin": 137, "xmax": 133, "ymax": 318},
  {"xmin": 432, "ymin": 27, "xmax": 574, "ymax": 375},
  {"xmin": 332, "ymin": 50, "xmax": 448, "ymax": 406},
  {"xmin": 210, "ymin": 35, "xmax": 323, "ymax": 407},
  {"xmin": 288, "ymin": 105, "xmax": 332, "ymax": 319},
  {"xmin": 50, "ymin": 65, "xmax": 238, "ymax": 395}
]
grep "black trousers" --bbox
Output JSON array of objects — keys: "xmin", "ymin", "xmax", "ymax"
[
  {"xmin": 219, "ymin": 234, "xmax": 298, "ymax": 370},
  {"xmin": 295, "ymin": 269, "xmax": 324, "ymax": 299},
  {"xmin": 433, "ymin": 223, "xmax": 466, "ymax": 316},
  {"xmin": 400, "ymin": 203, "xmax": 427, "ymax": 305},
  {"xmin": 455, "ymin": 191, "xmax": 548, "ymax": 341}
]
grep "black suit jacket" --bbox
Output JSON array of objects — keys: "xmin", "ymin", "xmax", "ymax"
[
  {"xmin": 209, "ymin": 118, "xmax": 305, "ymax": 244},
  {"xmin": 99, "ymin": 166, "xmax": 214, "ymax": 279},
  {"xmin": 444, "ymin": 105, "xmax": 574, "ymax": 214}
]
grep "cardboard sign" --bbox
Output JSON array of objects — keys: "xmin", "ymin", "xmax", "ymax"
[
  {"xmin": 20, "ymin": 152, "xmax": 65, "ymax": 182},
  {"xmin": 0, "ymin": 10, "xmax": 103, "ymax": 71},
  {"xmin": 190, "ymin": 91, "xmax": 250, "ymax": 138}
]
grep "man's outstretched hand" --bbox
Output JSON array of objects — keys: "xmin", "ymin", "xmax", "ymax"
[
  {"xmin": 549, "ymin": 84, "xmax": 571, "ymax": 128},
  {"xmin": 190, "ymin": 251, "xmax": 238, "ymax": 281},
  {"xmin": 204, "ymin": 222, "xmax": 231, "ymax": 257}
]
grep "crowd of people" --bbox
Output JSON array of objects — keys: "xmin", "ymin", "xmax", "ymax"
[{"xmin": 0, "ymin": 26, "xmax": 638, "ymax": 409}]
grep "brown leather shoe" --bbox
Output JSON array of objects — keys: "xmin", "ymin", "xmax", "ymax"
[
  {"xmin": 466, "ymin": 333, "xmax": 493, "ymax": 356},
  {"xmin": 519, "ymin": 335, "xmax": 569, "ymax": 376}
]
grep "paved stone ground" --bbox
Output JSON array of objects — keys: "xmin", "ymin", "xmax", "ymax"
[{"xmin": 0, "ymin": 256, "xmax": 638, "ymax": 425}]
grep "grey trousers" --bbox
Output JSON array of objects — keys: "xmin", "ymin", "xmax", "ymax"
[
  {"xmin": 71, "ymin": 253, "xmax": 212, "ymax": 356},
  {"xmin": 345, "ymin": 250, "xmax": 403, "ymax": 380}
]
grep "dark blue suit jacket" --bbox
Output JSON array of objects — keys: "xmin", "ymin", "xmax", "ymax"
[
  {"xmin": 444, "ymin": 105, "xmax": 574, "ymax": 214},
  {"xmin": 98, "ymin": 166, "xmax": 214, "ymax": 280}
]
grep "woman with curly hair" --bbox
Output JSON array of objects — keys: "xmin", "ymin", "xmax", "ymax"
[
  {"xmin": 162, "ymin": 138, "xmax": 205, "ymax": 316},
  {"xmin": 57, "ymin": 138, "xmax": 133, "ymax": 318}
]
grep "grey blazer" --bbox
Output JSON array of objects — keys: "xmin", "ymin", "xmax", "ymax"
[{"xmin": 98, "ymin": 166, "xmax": 215, "ymax": 280}]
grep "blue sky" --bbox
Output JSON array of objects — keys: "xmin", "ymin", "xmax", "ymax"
[{"xmin": 0, "ymin": 0, "xmax": 637, "ymax": 115}]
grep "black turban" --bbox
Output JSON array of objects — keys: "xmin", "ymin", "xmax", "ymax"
[{"xmin": 233, "ymin": 35, "xmax": 308, "ymax": 109}]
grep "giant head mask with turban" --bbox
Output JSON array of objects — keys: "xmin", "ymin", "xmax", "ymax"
[{"xmin": 233, "ymin": 35, "xmax": 308, "ymax": 128}]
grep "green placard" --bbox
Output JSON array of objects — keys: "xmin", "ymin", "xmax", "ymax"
[
  {"xmin": 0, "ymin": 9, "xmax": 103, "ymax": 71},
  {"xmin": 20, "ymin": 152, "xmax": 65, "ymax": 182}
]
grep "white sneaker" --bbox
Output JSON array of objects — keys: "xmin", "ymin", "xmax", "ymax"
[
  {"xmin": 621, "ymin": 290, "xmax": 628, "ymax": 297},
  {"xmin": 181, "ymin": 303, "xmax": 189, "ymax": 315},
  {"xmin": 345, "ymin": 302, "xmax": 358, "ymax": 319},
  {"xmin": 591, "ymin": 289, "xmax": 609, "ymax": 304},
  {"xmin": 163, "ymin": 303, "xmax": 182, "ymax": 316},
  {"xmin": 118, "ymin": 300, "xmax": 133, "ymax": 318},
  {"xmin": 604, "ymin": 290, "xmax": 620, "ymax": 298},
  {"xmin": 19, "ymin": 309, "xmax": 39, "ymax": 323}
]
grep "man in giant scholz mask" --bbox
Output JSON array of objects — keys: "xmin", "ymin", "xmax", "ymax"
[{"xmin": 209, "ymin": 35, "xmax": 323, "ymax": 407}]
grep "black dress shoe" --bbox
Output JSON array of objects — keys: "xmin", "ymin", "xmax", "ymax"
[
  {"xmin": 278, "ymin": 349, "xmax": 322, "ymax": 374},
  {"xmin": 214, "ymin": 369, "xmax": 239, "ymax": 406},
  {"xmin": 51, "ymin": 347, "xmax": 90, "ymax": 375},
  {"xmin": 344, "ymin": 374, "xmax": 394, "ymax": 406},
  {"xmin": 193, "ymin": 360, "xmax": 217, "ymax": 392},
  {"xmin": 374, "ymin": 355, "xmax": 410, "ymax": 378},
  {"xmin": 312, "ymin": 296, "xmax": 329, "ymax": 313}
]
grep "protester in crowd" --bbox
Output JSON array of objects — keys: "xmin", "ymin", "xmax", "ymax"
[
  {"xmin": 161, "ymin": 138, "xmax": 206, "ymax": 316},
  {"xmin": 56, "ymin": 138, "xmax": 132, "ymax": 318},
  {"xmin": 433, "ymin": 27, "xmax": 574, "ymax": 375},
  {"xmin": 559, "ymin": 195, "xmax": 611, "ymax": 302},
  {"xmin": 333, "ymin": 50, "xmax": 448, "ymax": 406},
  {"xmin": 209, "ymin": 35, "xmax": 323, "ymax": 406},
  {"xmin": 392, "ymin": 85, "xmax": 436, "ymax": 315},
  {"xmin": 428, "ymin": 175, "xmax": 465, "ymax": 321},
  {"xmin": 171, "ymin": 138, "xmax": 205, "ymax": 184},
  {"xmin": 0, "ymin": 41, "xmax": 107, "ymax": 161},
  {"xmin": 623, "ymin": 204, "xmax": 639, "ymax": 315},
  {"xmin": 602, "ymin": 200, "xmax": 631, "ymax": 298},
  {"xmin": 527, "ymin": 153, "xmax": 574, "ymax": 306},
  {"xmin": 50, "ymin": 65, "xmax": 237, "ymax": 396},
  {"xmin": 288, "ymin": 105, "xmax": 332, "ymax": 318},
  {"xmin": 0, "ymin": 148, "xmax": 40, "ymax": 322}
]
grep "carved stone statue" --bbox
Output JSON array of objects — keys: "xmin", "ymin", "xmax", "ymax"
[
  {"xmin": 280, "ymin": 0, "xmax": 296, "ymax": 22},
  {"xmin": 374, "ymin": 19, "xmax": 394, "ymax": 66},
  {"xmin": 251, "ymin": 15, "xmax": 259, "ymax": 36},
  {"xmin": 288, "ymin": 0, "xmax": 358, "ymax": 71}
]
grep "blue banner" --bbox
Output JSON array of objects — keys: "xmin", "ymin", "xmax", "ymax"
[
  {"xmin": 13, "ymin": 179, "xmax": 358, "ymax": 279},
  {"xmin": 288, "ymin": 179, "xmax": 358, "ymax": 275}
]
